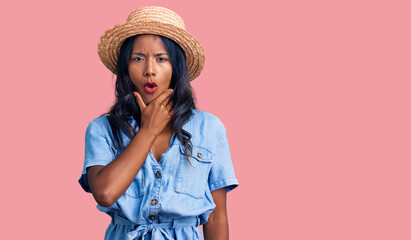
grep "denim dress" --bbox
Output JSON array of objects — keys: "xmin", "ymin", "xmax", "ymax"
[{"xmin": 78, "ymin": 109, "xmax": 239, "ymax": 240}]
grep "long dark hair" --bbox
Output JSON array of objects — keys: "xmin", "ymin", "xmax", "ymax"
[{"xmin": 102, "ymin": 34, "xmax": 196, "ymax": 163}]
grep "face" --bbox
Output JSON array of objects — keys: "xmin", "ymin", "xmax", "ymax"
[{"xmin": 128, "ymin": 34, "xmax": 172, "ymax": 105}]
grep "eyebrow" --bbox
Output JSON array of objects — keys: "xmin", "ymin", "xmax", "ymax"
[{"xmin": 131, "ymin": 52, "xmax": 168, "ymax": 57}]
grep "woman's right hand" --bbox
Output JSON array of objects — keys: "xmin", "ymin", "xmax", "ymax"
[
  {"xmin": 134, "ymin": 89, "xmax": 174, "ymax": 138},
  {"xmin": 87, "ymin": 90, "xmax": 173, "ymax": 207}
]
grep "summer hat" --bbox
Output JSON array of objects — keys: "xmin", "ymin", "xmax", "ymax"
[{"xmin": 97, "ymin": 6, "xmax": 205, "ymax": 81}]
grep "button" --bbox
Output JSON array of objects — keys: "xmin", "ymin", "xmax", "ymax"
[
  {"xmin": 149, "ymin": 215, "xmax": 156, "ymax": 221},
  {"xmin": 197, "ymin": 152, "xmax": 202, "ymax": 158},
  {"xmin": 156, "ymin": 171, "xmax": 161, "ymax": 178},
  {"xmin": 151, "ymin": 199, "xmax": 158, "ymax": 205}
]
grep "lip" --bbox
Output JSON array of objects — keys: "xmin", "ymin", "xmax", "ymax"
[{"xmin": 144, "ymin": 82, "xmax": 158, "ymax": 94}]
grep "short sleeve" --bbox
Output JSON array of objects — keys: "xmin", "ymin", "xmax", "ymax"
[
  {"xmin": 78, "ymin": 119, "xmax": 115, "ymax": 193},
  {"xmin": 208, "ymin": 124, "xmax": 239, "ymax": 193}
]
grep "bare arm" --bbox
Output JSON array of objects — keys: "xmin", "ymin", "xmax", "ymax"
[
  {"xmin": 203, "ymin": 187, "xmax": 229, "ymax": 240},
  {"xmin": 87, "ymin": 89, "xmax": 174, "ymax": 207},
  {"xmin": 87, "ymin": 128, "xmax": 156, "ymax": 207}
]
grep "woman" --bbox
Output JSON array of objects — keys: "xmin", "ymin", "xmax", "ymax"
[{"xmin": 79, "ymin": 6, "xmax": 239, "ymax": 240}]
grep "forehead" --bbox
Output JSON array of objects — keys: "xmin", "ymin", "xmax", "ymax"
[{"xmin": 132, "ymin": 34, "xmax": 166, "ymax": 52}]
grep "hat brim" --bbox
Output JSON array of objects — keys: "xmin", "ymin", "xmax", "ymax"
[{"xmin": 98, "ymin": 21, "xmax": 205, "ymax": 81}]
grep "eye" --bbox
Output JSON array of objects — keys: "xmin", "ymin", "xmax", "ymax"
[
  {"xmin": 132, "ymin": 57, "xmax": 144, "ymax": 61},
  {"xmin": 157, "ymin": 57, "xmax": 168, "ymax": 61}
]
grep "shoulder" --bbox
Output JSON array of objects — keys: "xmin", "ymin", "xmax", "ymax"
[
  {"xmin": 90, "ymin": 114, "xmax": 109, "ymax": 125},
  {"xmin": 190, "ymin": 109, "xmax": 226, "ymax": 130},
  {"xmin": 188, "ymin": 109, "xmax": 227, "ymax": 145},
  {"xmin": 85, "ymin": 115, "xmax": 112, "ymax": 137}
]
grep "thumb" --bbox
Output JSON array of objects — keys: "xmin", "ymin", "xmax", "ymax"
[{"xmin": 134, "ymin": 91, "xmax": 147, "ymax": 111}]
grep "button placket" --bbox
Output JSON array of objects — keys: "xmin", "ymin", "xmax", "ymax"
[{"xmin": 148, "ymin": 167, "xmax": 162, "ymax": 222}]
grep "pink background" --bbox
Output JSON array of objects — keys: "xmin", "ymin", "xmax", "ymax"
[{"xmin": 1, "ymin": 0, "xmax": 410, "ymax": 239}]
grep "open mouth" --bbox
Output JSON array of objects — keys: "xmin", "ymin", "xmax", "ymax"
[{"xmin": 144, "ymin": 82, "xmax": 158, "ymax": 93}]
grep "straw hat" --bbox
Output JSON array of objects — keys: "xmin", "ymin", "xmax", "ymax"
[{"xmin": 97, "ymin": 6, "xmax": 205, "ymax": 81}]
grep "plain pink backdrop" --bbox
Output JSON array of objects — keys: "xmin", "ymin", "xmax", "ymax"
[{"xmin": 1, "ymin": 0, "xmax": 410, "ymax": 239}]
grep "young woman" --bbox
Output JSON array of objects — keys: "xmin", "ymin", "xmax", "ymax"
[{"xmin": 78, "ymin": 6, "xmax": 239, "ymax": 240}]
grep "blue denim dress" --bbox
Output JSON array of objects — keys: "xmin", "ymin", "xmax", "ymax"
[{"xmin": 79, "ymin": 109, "xmax": 239, "ymax": 240}]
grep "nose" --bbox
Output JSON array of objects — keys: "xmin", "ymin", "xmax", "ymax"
[{"xmin": 143, "ymin": 59, "xmax": 156, "ymax": 78}]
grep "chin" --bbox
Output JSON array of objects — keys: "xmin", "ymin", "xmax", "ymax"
[
  {"xmin": 143, "ymin": 98, "xmax": 151, "ymax": 105},
  {"xmin": 143, "ymin": 95, "xmax": 155, "ymax": 105}
]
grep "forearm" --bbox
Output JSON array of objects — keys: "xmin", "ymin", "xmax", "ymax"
[
  {"xmin": 90, "ymin": 128, "xmax": 156, "ymax": 205},
  {"xmin": 203, "ymin": 216, "xmax": 229, "ymax": 240}
]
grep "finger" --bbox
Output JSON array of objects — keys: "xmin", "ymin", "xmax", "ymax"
[
  {"xmin": 154, "ymin": 89, "xmax": 173, "ymax": 106},
  {"xmin": 161, "ymin": 90, "xmax": 174, "ymax": 106},
  {"xmin": 162, "ymin": 93, "xmax": 172, "ymax": 107},
  {"xmin": 134, "ymin": 91, "xmax": 147, "ymax": 111},
  {"xmin": 165, "ymin": 99, "xmax": 173, "ymax": 112}
]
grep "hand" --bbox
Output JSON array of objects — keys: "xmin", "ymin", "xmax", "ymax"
[{"xmin": 134, "ymin": 89, "xmax": 174, "ymax": 138}]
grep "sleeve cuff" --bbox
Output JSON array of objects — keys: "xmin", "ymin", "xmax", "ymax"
[
  {"xmin": 79, "ymin": 159, "xmax": 111, "ymax": 193},
  {"xmin": 209, "ymin": 177, "xmax": 239, "ymax": 193}
]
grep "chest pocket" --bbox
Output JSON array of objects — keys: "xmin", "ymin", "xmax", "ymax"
[
  {"xmin": 175, "ymin": 145, "xmax": 213, "ymax": 198},
  {"xmin": 111, "ymin": 146, "xmax": 145, "ymax": 198}
]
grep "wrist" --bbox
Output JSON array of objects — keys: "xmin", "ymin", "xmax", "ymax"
[{"xmin": 138, "ymin": 127, "xmax": 159, "ymax": 140}]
